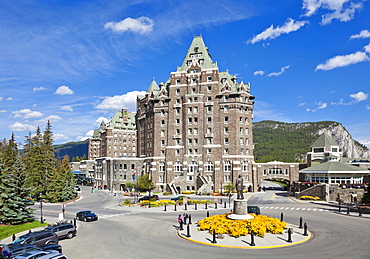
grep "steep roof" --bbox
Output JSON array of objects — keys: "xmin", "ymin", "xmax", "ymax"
[
  {"xmin": 300, "ymin": 161, "xmax": 368, "ymax": 172},
  {"xmin": 311, "ymin": 133, "xmax": 339, "ymax": 147},
  {"xmin": 177, "ymin": 36, "xmax": 216, "ymax": 71},
  {"xmin": 147, "ymin": 78, "xmax": 160, "ymax": 93}
]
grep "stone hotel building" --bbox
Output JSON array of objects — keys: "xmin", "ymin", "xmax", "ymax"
[{"xmin": 136, "ymin": 36, "xmax": 257, "ymax": 193}]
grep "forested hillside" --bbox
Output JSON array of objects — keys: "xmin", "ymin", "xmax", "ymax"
[
  {"xmin": 54, "ymin": 139, "xmax": 88, "ymax": 160},
  {"xmin": 253, "ymin": 120, "xmax": 369, "ymax": 163}
]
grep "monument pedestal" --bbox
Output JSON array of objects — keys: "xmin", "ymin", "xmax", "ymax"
[{"xmin": 227, "ymin": 199, "xmax": 254, "ymax": 220}]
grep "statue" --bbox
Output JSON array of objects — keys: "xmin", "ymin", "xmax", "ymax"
[{"xmin": 236, "ymin": 175, "xmax": 244, "ymax": 200}]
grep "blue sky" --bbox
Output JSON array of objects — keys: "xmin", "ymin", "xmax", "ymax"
[{"xmin": 1, "ymin": 0, "xmax": 369, "ymax": 148}]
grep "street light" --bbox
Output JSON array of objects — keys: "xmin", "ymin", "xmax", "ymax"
[{"xmin": 39, "ymin": 193, "xmax": 44, "ymax": 223}]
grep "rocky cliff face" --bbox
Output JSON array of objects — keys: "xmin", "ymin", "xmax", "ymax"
[{"xmin": 317, "ymin": 124, "xmax": 370, "ymax": 159}]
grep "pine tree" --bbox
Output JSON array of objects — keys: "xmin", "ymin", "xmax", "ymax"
[
  {"xmin": 59, "ymin": 155, "xmax": 77, "ymax": 201},
  {"xmin": 3, "ymin": 133, "xmax": 18, "ymax": 170},
  {"xmin": 0, "ymin": 160, "xmax": 33, "ymax": 225}
]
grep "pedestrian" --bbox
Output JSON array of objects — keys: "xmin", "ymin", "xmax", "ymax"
[
  {"xmin": 178, "ymin": 214, "xmax": 183, "ymax": 228},
  {"xmin": 183, "ymin": 212, "xmax": 188, "ymax": 225}
]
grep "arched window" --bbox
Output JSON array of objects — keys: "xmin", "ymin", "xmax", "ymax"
[
  {"xmin": 189, "ymin": 161, "xmax": 197, "ymax": 173},
  {"xmin": 204, "ymin": 161, "xmax": 213, "ymax": 172}
]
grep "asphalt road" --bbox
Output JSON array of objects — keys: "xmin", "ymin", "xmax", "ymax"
[{"xmin": 31, "ymin": 185, "xmax": 370, "ymax": 259}]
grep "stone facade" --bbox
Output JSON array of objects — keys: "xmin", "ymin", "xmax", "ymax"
[{"xmin": 136, "ymin": 36, "xmax": 256, "ymax": 194}]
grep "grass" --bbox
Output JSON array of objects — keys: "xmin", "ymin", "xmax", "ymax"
[
  {"xmin": 0, "ymin": 221, "xmax": 48, "ymax": 240},
  {"xmin": 269, "ymin": 180, "xmax": 288, "ymax": 188}
]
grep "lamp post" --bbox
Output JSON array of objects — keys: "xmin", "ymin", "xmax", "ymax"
[{"xmin": 39, "ymin": 193, "xmax": 44, "ymax": 223}]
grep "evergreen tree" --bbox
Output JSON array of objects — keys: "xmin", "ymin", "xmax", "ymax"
[
  {"xmin": 0, "ymin": 160, "xmax": 33, "ymax": 225},
  {"xmin": 3, "ymin": 133, "xmax": 18, "ymax": 170},
  {"xmin": 43, "ymin": 121, "xmax": 55, "ymax": 175},
  {"xmin": 59, "ymin": 155, "xmax": 77, "ymax": 201}
]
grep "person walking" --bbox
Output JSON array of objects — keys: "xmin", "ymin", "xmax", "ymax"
[
  {"xmin": 183, "ymin": 212, "xmax": 188, "ymax": 225},
  {"xmin": 178, "ymin": 215, "xmax": 183, "ymax": 229}
]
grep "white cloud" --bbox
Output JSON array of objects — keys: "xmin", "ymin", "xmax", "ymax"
[
  {"xmin": 9, "ymin": 122, "xmax": 36, "ymax": 131},
  {"xmin": 104, "ymin": 16, "xmax": 154, "ymax": 35},
  {"xmin": 35, "ymin": 115, "xmax": 62, "ymax": 125},
  {"xmin": 316, "ymin": 51, "xmax": 369, "ymax": 71},
  {"xmin": 0, "ymin": 97, "xmax": 3, "ymax": 101},
  {"xmin": 53, "ymin": 133, "xmax": 70, "ymax": 141},
  {"xmin": 13, "ymin": 109, "xmax": 43, "ymax": 119},
  {"xmin": 366, "ymin": 105, "xmax": 370, "ymax": 110},
  {"xmin": 268, "ymin": 65, "xmax": 290, "ymax": 77},
  {"xmin": 33, "ymin": 86, "xmax": 47, "ymax": 91},
  {"xmin": 54, "ymin": 85, "xmax": 74, "ymax": 95},
  {"xmin": 248, "ymin": 18, "xmax": 308, "ymax": 44},
  {"xmin": 306, "ymin": 102, "xmax": 327, "ymax": 112},
  {"xmin": 85, "ymin": 130, "xmax": 94, "ymax": 137},
  {"xmin": 350, "ymin": 30, "xmax": 370, "ymax": 39},
  {"xmin": 95, "ymin": 117, "xmax": 109, "ymax": 125},
  {"xmin": 350, "ymin": 91, "xmax": 368, "ymax": 102},
  {"xmin": 302, "ymin": 0, "xmax": 364, "ymax": 25},
  {"xmin": 0, "ymin": 109, "xmax": 7, "ymax": 113},
  {"xmin": 254, "ymin": 70, "xmax": 265, "ymax": 76},
  {"xmin": 60, "ymin": 105, "xmax": 73, "ymax": 112},
  {"xmin": 298, "ymin": 102, "xmax": 307, "ymax": 107},
  {"xmin": 95, "ymin": 91, "xmax": 147, "ymax": 112},
  {"xmin": 364, "ymin": 43, "xmax": 370, "ymax": 53},
  {"xmin": 6, "ymin": 97, "xmax": 13, "ymax": 101}
]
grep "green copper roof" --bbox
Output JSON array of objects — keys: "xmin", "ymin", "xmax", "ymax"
[
  {"xmin": 300, "ymin": 161, "xmax": 368, "ymax": 172},
  {"xmin": 311, "ymin": 133, "xmax": 339, "ymax": 147},
  {"xmin": 147, "ymin": 78, "xmax": 160, "ymax": 93},
  {"xmin": 108, "ymin": 110, "xmax": 136, "ymax": 130},
  {"xmin": 178, "ymin": 36, "xmax": 216, "ymax": 71}
]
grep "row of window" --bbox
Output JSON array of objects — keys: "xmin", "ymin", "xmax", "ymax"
[
  {"xmin": 262, "ymin": 168, "xmax": 289, "ymax": 176},
  {"xmin": 158, "ymin": 161, "xmax": 249, "ymax": 173},
  {"xmin": 158, "ymin": 148, "xmax": 250, "ymax": 156}
]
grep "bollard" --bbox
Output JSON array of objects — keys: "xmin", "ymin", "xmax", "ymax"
[
  {"xmin": 195, "ymin": 203, "xmax": 197, "ymax": 210},
  {"xmin": 12, "ymin": 234, "xmax": 16, "ymax": 242},
  {"xmin": 347, "ymin": 206, "xmax": 350, "ymax": 215},
  {"xmin": 280, "ymin": 212, "xmax": 284, "ymax": 222},
  {"xmin": 215, "ymin": 202, "xmax": 217, "ymax": 209},
  {"xmin": 29, "ymin": 230, "xmax": 32, "ymax": 233},
  {"xmin": 174, "ymin": 204, "xmax": 177, "ymax": 211},
  {"xmin": 185, "ymin": 203, "xmax": 187, "ymax": 211},
  {"xmin": 250, "ymin": 232, "xmax": 255, "ymax": 246},
  {"xmin": 205, "ymin": 203, "xmax": 208, "ymax": 210},
  {"xmin": 303, "ymin": 223, "xmax": 308, "ymax": 236},
  {"xmin": 358, "ymin": 207, "xmax": 362, "ymax": 217},
  {"xmin": 211, "ymin": 231, "xmax": 217, "ymax": 243},
  {"xmin": 188, "ymin": 214, "xmax": 192, "ymax": 225},
  {"xmin": 186, "ymin": 223, "xmax": 191, "ymax": 238},
  {"xmin": 287, "ymin": 228, "xmax": 292, "ymax": 243},
  {"xmin": 207, "ymin": 211, "xmax": 209, "ymax": 217},
  {"xmin": 74, "ymin": 218, "xmax": 77, "ymax": 228},
  {"xmin": 224, "ymin": 202, "xmax": 226, "ymax": 208},
  {"xmin": 180, "ymin": 220, "xmax": 184, "ymax": 231},
  {"xmin": 148, "ymin": 202, "xmax": 151, "ymax": 208},
  {"xmin": 299, "ymin": 217, "xmax": 303, "ymax": 229},
  {"xmin": 164, "ymin": 204, "xmax": 167, "ymax": 212},
  {"xmin": 338, "ymin": 204, "xmax": 341, "ymax": 213},
  {"xmin": 220, "ymin": 199, "xmax": 223, "ymax": 204}
]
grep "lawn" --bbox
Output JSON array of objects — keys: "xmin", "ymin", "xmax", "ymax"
[
  {"xmin": 0, "ymin": 221, "xmax": 48, "ymax": 240},
  {"xmin": 269, "ymin": 180, "xmax": 288, "ymax": 188}
]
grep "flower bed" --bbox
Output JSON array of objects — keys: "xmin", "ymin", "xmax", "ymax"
[
  {"xmin": 182, "ymin": 191, "xmax": 196, "ymax": 195},
  {"xmin": 197, "ymin": 213, "xmax": 286, "ymax": 238},
  {"xmin": 299, "ymin": 195, "xmax": 320, "ymax": 200}
]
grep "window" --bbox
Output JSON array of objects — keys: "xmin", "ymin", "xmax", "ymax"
[
  {"xmin": 188, "ymin": 97, "xmax": 192, "ymax": 103},
  {"xmin": 207, "ymin": 117, "xmax": 212, "ymax": 124},
  {"xmin": 194, "ymin": 107, "xmax": 198, "ymax": 113},
  {"xmin": 224, "ymin": 96, "xmax": 229, "ymax": 101},
  {"xmin": 176, "ymin": 149, "xmax": 180, "ymax": 155},
  {"xmin": 194, "ymin": 128, "xmax": 198, "ymax": 135},
  {"xmin": 207, "ymin": 149, "xmax": 212, "ymax": 155},
  {"xmin": 188, "ymin": 118, "xmax": 192, "ymax": 124},
  {"xmin": 207, "ymin": 85, "xmax": 212, "ymax": 92},
  {"xmin": 192, "ymin": 88, "xmax": 196, "ymax": 94},
  {"xmin": 207, "ymin": 138, "xmax": 212, "ymax": 145},
  {"xmin": 188, "ymin": 128, "xmax": 193, "ymax": 134},
  {"xmin": 240, "ymin": 138, "xmax": 243, "ymax": 144},
  {"xmin": 245, "ymin": 118, "xmax": 249, "ymax": 124},
  {"xmin": 240, "ymin": 127, "xmax": 243, "ymax": 133},
  {"xmin": 176, "ymin": 89, "xmax": 180, "ymax": 95},
  {"xmin": 189, "ymin": 161, "xmax": 197, "ymax": 173},
  {"xmin": 313, "ymin": 148, "xmax": 324, "ymax": 153},
  {"xmin": 159, "ymin": 162, "xmax": 165, "ymax": 172},
  {"xmin": 176, "ymin": 79, "xmax": 181, "ymax": 85},
  {"xmin": 188, "ymin": 149, "xmax": 193, "ymax": 155},
  {"xmin": 194, "ymin": 138, "xmax": 198, "ymax": 145},
  {"xmin": 207, "ymin": 96, "xmax": 212, "ymax": 101},
  {"xmin": 176, "ymin": 119, "xmax": 180, "ymax": 125},
  {"xmin": 124, "ymin": 164, "xmax": 127, "ymax": 170},
  {"xmin": 245, "ymin": 138, "xmax": 249, "ymax": 145},
  {"xmin": 240, "ymin": 148, "xmax": 243, "ymax": 154},
  {"xmin": 269, "ymin": 168, "xmax": 282, "ymax": 175},
  {"xmin": 174, "ymin": 161, "xmax": 182, "ymax": 172},
  {"xmin": 207, "ymin": 76, "xmax": 212, "ymax": 82},
  {"xmin": 192, "ymin": 78, "xmax": 196, "ymax": 84},
  {"xmin": 207, "ymin": 106, "xmax": 212, "ymax": 113},
  {"xmin": 194, "ymin": 117, "xmax": 198, "ymax": 124},
  {"xmin": 242, "ymin": 162, "xmax": 248, "ymax": 172},
  {"xmin": 332, "ymin": 148, "xmax": 338, "ymax": 152},
  {"xmin": 224, "ymin": 127, "xmax": 229, "ymax": 134},
  {"xmin": 240, "ymin": 117, "xmax": 243, "ymax": 123},
  {"xmin": 161, "ymin": 150, "xmax": 165, "ymax": 156},
  {"xmin": 224, "ymin": 161, "xmax": 231, "ymax": 172},
  {"xmin": 161, "ymin": 130, "xmax": 165, "ymax": 137},
  {"xmin": 188, "ymin": 107, "xmax": 192, "ymax": 113},
  {"xmin": 188, "ymin": 139, "xmax": 192, "ymax": 145},
  {"xmin": 224, "ymin": 148, "xmax": 229, "ymax": 154},
  {"xmin": 224, "ymin": 138, "xmax": 229, "ymax": 144},
  {"xmin": 224, "ymin": 116, "xmax": 229, "ymax": 123},
  {"xmin": 176, "ymin": 129, "xmax": 180, "ymax": 135},
  {"xmin": 204, "ymin": 161, "xmax": 213, "ymax": 172},
  {"xmin": 161, "ymin": 120, "xmax": 165, "ymax": 126},
  {"xmin": 176, "ymin": 99, "xmax": 180, "ymax": 104},
  {"xmin": 224, "ymin": 106, "xmax": 229, "ymax": 112},
  {"xmin": 161, "ymin": 140, "xmax": 165, "ymax": 146}
]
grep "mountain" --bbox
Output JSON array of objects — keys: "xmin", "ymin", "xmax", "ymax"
[
  {"xmin": 54, "ymin": 140, "xmax": 88, "ymax": 160},
  {"xmin": 253, "ymin": 120, "xmax": 370, "ymax": 163},
  {"xmin": 54, "ymin": 121, "xmax": 370, "ymax": 163}
]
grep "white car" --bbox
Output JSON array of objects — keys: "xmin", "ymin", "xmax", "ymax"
[{"xmin": 14, "ymin": 250, "xmax": 67, "ymax": 259}]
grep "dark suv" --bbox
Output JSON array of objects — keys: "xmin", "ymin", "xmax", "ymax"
[
  {"xmin": 43, "ymin": 222, "xmax": 77, "ymax": 239},
  {"xmin": 138, "ymin": 195, "xmax": 159, "ymax": 202},
  {"xmin": 11, "ymin": 231, "xmax": 59, "ymax": 247},
  {"xmin": 76, "ymin": 211, "xmax": 98, "ymax": 222}
]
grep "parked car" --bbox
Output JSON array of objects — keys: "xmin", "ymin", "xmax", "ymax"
[
  {"xmin": 11, "ymin": 231, "xmax": 59, "ymax": 247},
  {"xmin": 170, "ymin": 196, "xmax": 188, "ymax": 201},
  {"xmin": 13, "ymin": 250, "xmax": 65, "ymax": 259},
  {"xmin": 138, "ymin": 195, "xmax": 159, "ymax": 202},
  {"xmin": 247, "ymin": 205, "xmax": 261, "ymax": 215},
  {"xmin": 37, "ymin": 252, "xmax": 68, "ymax": 259},
  {"xmin": 43, "ymin": 222, "xmax": 76, "ymax": 239},
  {"xmin": 0, "ymin": 244, "xmax": 62, "ymax": 258},
  {"xmin": 76, "ymin": 211, "xmax": 98, "ymax": 222}
]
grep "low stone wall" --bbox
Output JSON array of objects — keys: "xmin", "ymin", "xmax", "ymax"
[{"xmin": 294, "ymin": 184, "xmax": 328, "ymax": 201}]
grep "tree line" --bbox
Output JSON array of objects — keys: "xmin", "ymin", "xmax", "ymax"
[{"xmin": 0, "ymin": 121, "xmax": 76, "ymax": 225}]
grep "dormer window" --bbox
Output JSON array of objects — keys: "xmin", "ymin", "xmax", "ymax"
[
  {"xmin": 176, "ymin": 79, "xmax": 181, "ymax": 85},
  {"xmin": 194, "ymin": 47, "xmax": 199, "ymax": 52},
  {"xmin": 207, "ymin": 76, "xmax": 212, "ymax": 82}
]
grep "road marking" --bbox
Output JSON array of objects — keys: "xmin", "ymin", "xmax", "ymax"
[
  {"xmin": 270, "ymin": 194, "xmax": 276, "ymax": 200},
  {"xmin": 99, "ymin": 212, "xmax": 141, "ymax": 219}
]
